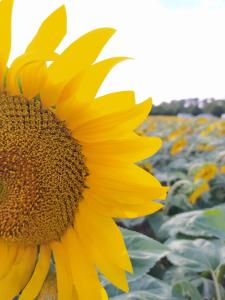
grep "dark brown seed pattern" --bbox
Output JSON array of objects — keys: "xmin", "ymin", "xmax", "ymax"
[{"xmin": 0, "ymin": 93, "xmax": 88, "ymax": 245}]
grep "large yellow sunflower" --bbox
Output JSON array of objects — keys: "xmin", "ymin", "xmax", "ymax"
[{"xmin": 0, "ymin": 1, "xmax": 167, "ymax": 299}]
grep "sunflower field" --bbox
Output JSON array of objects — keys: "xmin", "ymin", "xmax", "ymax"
[
  {"xmin": 1, "ymin": 0, "xmax": 225, "ymax": 299},
  {"xmin": 104, "ymin": 116, "xmax": 225, "ymax": 300}
]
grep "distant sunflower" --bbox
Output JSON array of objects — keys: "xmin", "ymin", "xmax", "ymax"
[
  {"xmin": 194, "ymin": 163, "xmax": 218, "ymax": 182},
  {"xmin": 0, "ymin": 1, "xmax": 167, "ymax": 299},
  {"xmin": 170, "ymin": 137, "xmax": 187, "ymax": 156},
  {"xmin": 189, "ymin": 181, "xmax": 209, "ymax": 204}
]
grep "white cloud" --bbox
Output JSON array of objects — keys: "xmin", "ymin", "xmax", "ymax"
[{"xmin": 9, "ymin": 0, "xmax": 225, "ymax": 104}]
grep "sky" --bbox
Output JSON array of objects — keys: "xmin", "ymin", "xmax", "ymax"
[{"xmin": 10, "ymin": 0, "xmax": 225, "ymax": 104}]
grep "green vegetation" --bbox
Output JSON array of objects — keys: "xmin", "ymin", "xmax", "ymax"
[
  {"xmin": 106, "ymin": 116, "xmax": 225, "ymax": 300},
  {"xmin": 152, "ymin": 98, "xmax": 225, "ymax": 116}
]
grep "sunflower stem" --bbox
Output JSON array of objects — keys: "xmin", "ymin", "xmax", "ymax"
[{"xmin": 211, "ymin": 270, "xmax": 222, "ymax": 300}]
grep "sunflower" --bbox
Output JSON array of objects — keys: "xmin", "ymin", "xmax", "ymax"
[
  {"xmin": 0, "ymin": 1, "xmax": 167, "ymax": 299},
  {"xmin": 170, "ymin": 137, "xmax": 187, "ymax": 156},
  {"xmin": 189, "ymin": 181, "xmax": 209, "ymax": 204},
  {"xmin": 194, "ymin": 163, "xmax": 218, "ymax": 182}
]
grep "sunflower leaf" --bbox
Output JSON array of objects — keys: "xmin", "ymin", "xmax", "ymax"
[
  {"xmin": 159, "ymin": 204, "xmax": 225, "ymax": 240},
  {"xmin": 166, "ymin": 239, "xmax": 225, "ymax": 273},
  {"xmin": 171, "ymin": 280, "xmax": 203, "ymax": 300},
  {"xmin": 107, "ymin": 275, "xmax": 174, "ymax": 300},
  {"xmin": 121, "ymin": 228, "xmax": 170, "ymax": 279}
]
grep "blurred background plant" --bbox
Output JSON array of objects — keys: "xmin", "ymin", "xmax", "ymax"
[{"xmin": 107, "ymin": 115, "xmax": 225, "ymax": 300}]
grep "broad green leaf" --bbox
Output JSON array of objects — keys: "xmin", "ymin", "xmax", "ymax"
[
  {"xmin": 147, "ymin": 212, "xmax": 169, "ymax": 240},
  {"xmin": 163, "ymin": 266, "xmax": 198, "ymax": 284},
  {"xmin": 171, "ymin": 281, "xmax": 203, "ymax": 300},
  {"xmin": 193, "ymin": 278, "xmax": 224, "ymax": 300},
  {"xmin": 167, "ymin": 239, "xmax": 225, "ymax": 273},
  {"xmin": 158, "ymin": 210, "xmax": 201, "ymax": 240},
  {"xmin": 159, "ymin": 204, "xmax": 225, "ymax": 240},
  {"xmin": 110, "ymin": 291, "xmax": 171, "ymax": 300},
  {"xmin": 192, "ymin": 206, "xmax": 225, "ymax": 240},
  {"xmin": 121, "ymin": 228, "xmax": 169, "ymax": 279},
  {"xmin": 108, "ymin": 275, "xmax": 176, "ymax": 300}
]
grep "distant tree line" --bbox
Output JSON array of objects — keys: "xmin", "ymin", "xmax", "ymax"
[{"xmin": 151, "ymin": 98, "xmax": 225, "ymax": 117}]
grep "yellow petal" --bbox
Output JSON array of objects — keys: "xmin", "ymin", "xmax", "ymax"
[
  {"xmin": 25, "ymin": 5, "xmax": 66, "ymax": 56},
  {"xmin": 0, "ymin": 0, "xmax": 13, "ymax": 89},
  {"xmin": 56, "ymin": 58, "xmax": 128, "ymax": 121},
  {"xmin": 47, "ymin": 27, "xmax": 116, "ymax": 84},
  {"xmin": 7, "ymin": 53, "xmax": 56, "ymax": 96},
  {"xmin": 89, "ymin": 162, "xmax": 162, "ymax": 188},
  {"xmin": 73, "ymin": 99, "xmax": 152, "ymax": 141},
  {"xmin": 63, "ymin": 227, "xmax": 102, "ymax": 300},
  {"xmin": 58, "ymin": 90, "xmax": 135, "ymax": 127},
  {"xmin": 71, "ymin": 57, "xmax": 128, "ymax": 107},
  {"xmin": 93, "ymin": 254, "xmax": 129, "ymax": 292},
  {"xmin": 19, "ymin": 61, "xmax": 47, "ymax": 99},
  {"xmin": 0, "ymin": 241, "xmax": 18, "ymax": 279},
  {"xmin": 77, "ymin": 201, "xmax": 132, "ymax": 273},
  {"xmin": 78, "ymin": 224, "xmax": 129, "ymax": 292},
  {"xmin": 83, "ymin": 136, "xmax": 162, "ymax": 163},
  {"xmin": 51, "ymin": 241, "xmax": 74, "ymax": 300},
  {"xmin": 0, "ymin": 246, "xmax": 37, "ymax": 300},
  {"xmin": 189, "ymin": 182, "xmax": 210, "ymax": 204},
  {"xmin": 85, "ymin": 163, "xmax": 168, "ymax": 208},
  {"xmin": 19, "ymin": 245, "xmax": 51, "ymax": 300},
  {"xmin": 101, "ymin": 287, "xmax": 109, "ymax": 300},
  {"xmin": 6, "ymin": 5, "xmax": 64, "ymax": 95},
  {"xmin": 40, "ymin": 28, "xmax": 116, "ymax": 106},
  {"xmin": 84, "ymin": 90, "xmax": 135, "ymax": 113},
  {"xmin": 86, "ymin": 193, "xmax": 163, "ymax": 218},
  {"xmin": 87, "ymin": 176, "xmax": 167, "ymax": 205}
]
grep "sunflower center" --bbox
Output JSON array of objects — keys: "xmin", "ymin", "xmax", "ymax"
[{"xmin": 0, "ymin": 93, "xmax": 88, "ymax": 245}]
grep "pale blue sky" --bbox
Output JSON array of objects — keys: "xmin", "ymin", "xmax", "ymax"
[
  {"xmin": 10, "ymin": 0, "xmax": 225, "ymax": 104},
  {"xmin": 161, "ymin": 0, "xmax": 200, "ymax": 9},
  {"xmin": 161, "ymin": 0, "xmax": 225, "ymax": 10}
]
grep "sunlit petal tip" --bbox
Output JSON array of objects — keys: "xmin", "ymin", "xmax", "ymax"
[
  {"xmin": 126, "ymin": 56, "xmax": 135, "ymax": 61},
  {"xmin": 139, "ymin": 97, "xmax": 153, "ymax": 116},
  {"xmin": 25, "ymin": 4, "xmax": 67, "ymax": 56},
  {"xmin": 100, "ymin": 287, "xmax": 109, "ymax": 300},
  {"xmin": 158, "ymin": 186, "xmax": 170, "ymax": 200},
  {"xmin": 147, "ymin": 136, "xmax": 162, "ymax": 153},
  {"xmin": 119, "ymin": 56, "xmax": 133, "ymax": 62},
  {"xmin": 98, "ymin": 27, "xmax": 117, "ymax": 35},
  {"xmin": 127, "ymin": 260, "xmax": 133, "ymax": 274},
  {"xmin": 146, "ymin": 96, "xmax": 153, "ymax": 107},
  {"xmin": 86, "ymin": 27, "xmax": 117, "ymax": 43}
]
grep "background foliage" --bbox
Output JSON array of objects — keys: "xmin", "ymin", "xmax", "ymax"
[
  {"xmin": 107, "ymin": 115, "xmax": 225, "ymax": 300},
  {"xmin": 152, "ymin": 98, "xmax": 225, "ymax": 117}
]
